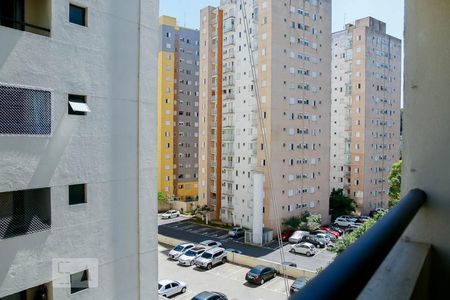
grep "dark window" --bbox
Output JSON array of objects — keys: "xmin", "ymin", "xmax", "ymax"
[
  {"xmin": 69, "ymin": 184, "xmax": 86, "ymax": 205},
  {"xmin": 0, "ymin": 0, "xmax": 51, "ymax": 36},
  {"xmin": 0, "ymin": 84, "xmax": 51, "ymax": 135},
  {"xmin": 69, "ymin": 4, "xmax": 86, "ymax": 26},
  {"xmin": 68, "ymin": 94, "xmax": 90, "ymax": 116},
  {"xmin": 0, "ymin": 188, "xmax": 51, "ymax": 239},
  {"xmin": 70, "ymin": 270, "xmax": 89, "ymax": 294}
]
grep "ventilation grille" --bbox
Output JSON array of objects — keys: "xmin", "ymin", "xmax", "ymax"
[{"xmin": 0, "ymin": 84, "xmax": 52, "ymax": 135}]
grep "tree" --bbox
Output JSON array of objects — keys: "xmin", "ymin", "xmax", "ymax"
[
  {"xmin": 388, "ymin": 160, "xmax": 402, "ymax": 207},
  {"xmin": 157, "ymin": 192, "xmax": 166, "ymax": 204},
  {"xmin": 329, "ymin": 189, "xmax": 356, "ymax": 221},
  {"xmin": 282, "ymin": 216, "xmax": 302, "ymax": 230},
  {"xmin": 331, "ymin": 211, "xmax": 386, "ymax": 254}
]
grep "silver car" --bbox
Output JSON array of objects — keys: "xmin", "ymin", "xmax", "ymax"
[
  {"xmin": 178, "ymin": 246, "xmax": 206, "ymax": 266},
  {"xmin": 194, "ymin": 247, "xmax": 227, "ymax": 270},
  {"xmin": 168, "ymin": 243, "xmax": 195, "ymax": 260}
]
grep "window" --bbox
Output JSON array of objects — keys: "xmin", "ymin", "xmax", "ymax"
[
  {"xmin": 70, "ymin": 270, "xmax": 89, "ymax": 294},
  {"xmin": 0, "ymin": 84, "xmax": 52, "ymax": 135},
  {"xmin": 69, "ymin": 184, "xmax": 86, "ymax": 205},
  {"xmin": 0, "ymin": 0, "xmax": 51, "ymax": 36},
  {"xmin": 68, "ymin": 94, "xmax": 90, "ymax": 115},
  {"xmin": 69, "ymin": 4, "xmax": 87, "ymax": 26},
  {"xmin": 0, "ymin": 188, "xmax": 51, "ymax": 239}
]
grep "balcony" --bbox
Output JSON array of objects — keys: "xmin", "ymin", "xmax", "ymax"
[
  {"xmin": 222, "ymin": 173, "xmax": 234, "ymax": 182},
  {"xmin": 0, "ymin": 188, "xmax": 51, "ymax": 239},
  {"xmin": 0, "ymin": 0, "xmax": 51, "ymax": 37},
  {"xmin": 294, "ymin": 190, "xmax": 428, "ymax": 299},
  {"xmin": 223, "ymin": 92, "xmax": 235, "ymax": 100},
  {"xmin": 294, "ymin": 4, "xmax": 450, "ymax": 298},
  {"xmin": 222, "ymin": 133, "xmax": 234, "ymax": 141}
]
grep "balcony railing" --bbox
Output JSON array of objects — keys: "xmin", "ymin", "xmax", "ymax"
[{"xmin": 292, "ymin": 189, "xmax": 427, "ymax": 299}]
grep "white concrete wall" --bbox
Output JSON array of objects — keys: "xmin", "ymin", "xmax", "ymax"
[
  {"xmin": 403, "ymin": 0, "xmax": 450, "ymax": 296},
  {"xmin": 0, "ymin": 0, "xmax": 158, "ymax": 299}
]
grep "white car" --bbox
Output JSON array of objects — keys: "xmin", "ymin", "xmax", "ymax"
[
  {"xmin": 168, "ymin": 243, "xmax": 195, "ymax": 260},
  {"xmin": 158, "ymin": 280, "xmax": 186, "ymax": 298},
  {"xmin": 178, "ymin": 246, "xmax": 206, "ymax": 266},
  {"xmin": 289, "ymin": 242, "xmax": 316, "ymax": 257},
  {"xmin": 199, "ymin": 240, "xmax": 222, "ymax": 248},
  {"xmin": 334, "ymin": 217, "xmax": 355, "ymax": 227},
  {"xmin": 288, "ymin": 231, "xmax": 309, "ymax": 244},
  {"xmin": 161, "ymin": 210, "xmax": 180, "ymax": 219}
]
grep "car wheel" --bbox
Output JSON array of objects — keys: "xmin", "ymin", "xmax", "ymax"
[
  {"xmin": 207, "ymin": 264, "xmax": 212, "ymax": 270},
  {"xmin": 260, "ymin": 278, "xmax": 265, "ymax": 285},
  {"xmin": 306, "ymin": 252, "xmax": 311, "ymax": 257},
  {"xmin": 181, "ymin": 287, "xmax": 186, "ymax": 293},
  {"xmin": 221, "ymin": 257, "xmax": 227, "ymax": 264}
]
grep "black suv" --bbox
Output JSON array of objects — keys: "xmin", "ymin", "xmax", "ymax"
[{"xmin": 301, "ymin": 235, "xmax": 325, "ymax": 248}]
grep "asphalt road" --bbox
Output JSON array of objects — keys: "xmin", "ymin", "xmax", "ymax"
[
  {"xmin": 158, "ymin": 243, "xmax": 294, "ymax": 300},
  {"xmin": 158, "ymin": 215, "xmax": 335, "ymax": 272}
]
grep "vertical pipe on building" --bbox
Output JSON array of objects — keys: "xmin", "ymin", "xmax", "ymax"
[
  {"xmin": 252, "ymin": 172, "xmax": 264, "ymax": 244},
  {"xmin": 215, "ymin": 9, "xmax": 224, "ymax": 221}
]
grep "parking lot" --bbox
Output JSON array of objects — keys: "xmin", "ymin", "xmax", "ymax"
[
  {"xmin": 158, "ymin": 243, "xmax": 294, "ymax": 300},
  {"xmin": 158, "ymin": 215, "xmax": 336, "ymax": 272}
]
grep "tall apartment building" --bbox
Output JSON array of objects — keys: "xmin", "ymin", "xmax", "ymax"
[
  {"xmin": 330, "ymin": 17, "xmax": 402, "ymax": 214},
  {"xmin": 158, "ymin": 16, "xmax": 200, "ymax": 204},
  {"xmin": 0, "ymin": 1, "xmax": 158, "ymax": 299},
  {"xmin": 199, "ymin": 0, "xmax": 331, "ymax": 240}
]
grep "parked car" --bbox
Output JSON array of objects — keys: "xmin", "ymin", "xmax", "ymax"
[
  {"xmin": 320, "ymin": 226, "xmax": 341, "ymax": 237},
  {"xmin": 191, "ymin": 291, "xmax": 228, "ymax": 300},
  {"xmin": 228, "ymin": 227, "xmax": 245, "ymax": 238},
  {"xmin": 194, "ymin": 247, "xmax": 227, "ymax": 270},
  {"xmin": 329, "ymin": 226, "xmax": 344, "ymax": 235},
  {"xmin": 168, "ymin": 243, "xmax": 195, "ymax": 260},
  {"xmin": 301, "ymin": 235, "xmax": 326, "ymax": 248},
  {"xmin": 158, "ymin": 280, "xmax": 187, "ymax": 298},
  {"xmin": 225, "ymin": 248, "xmax": 242, "ymax": 254},
  {"xmin": 290, "ymin": 277, "xmax": 308, "ymax": 295},
  {"xmin": 334, "ymin": 217, "xmax": 356, "ymax": 227},
  {"xmin": 199, "ymin": 240, "xmax": 223, "ymax": 248},
  {"xmin": 281, "ymin": 261, "xmax": 297, "ymax": 267},
  {"xmin": 161, "ymin": 210, "xmax": 180, "ymax": 219},
  {"xmin": 289, "ymin": 242, "xmax": 317, "ymax": 256},
  {"xmin": 245, "ymin": 265, "xmax": 277, "ymax": 285},
  {"xmin": 277, "ymin": 229, "xmax": 295, "ymax": 242},
  {"xmin": 178, "ymin": 246, "xmax": 206, "ymax": 266},
  {"xmin": 288, "ymin": 230, "xmax": 309, "ymax": 244}
]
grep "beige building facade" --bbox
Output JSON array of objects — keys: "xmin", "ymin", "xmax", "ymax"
[
  {"xmin": 330, "ymin": 17, "xmax": 402, "ymax": 214},
  {"xmin": 199, "ymin": 0, "xmax": 332, "ymax": 237}
]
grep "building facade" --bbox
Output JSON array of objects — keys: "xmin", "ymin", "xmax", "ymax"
[
  {"xmin": 199, "ymin": 0, "xmax": 331, "ymax": 239},
  {"xmin": 158, "ymin": 16, "xmax": 200, "ymax": 204},
  {"xmin": 330, "ymin": 17, "xmax": 402, "ymax": 214},
  {"xmin": 0, "ymin": 0, "xmax": 158, "ymax": 299}
]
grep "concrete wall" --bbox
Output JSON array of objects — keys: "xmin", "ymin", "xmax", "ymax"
[
  {"xmin": 0, "ymin": 0, "xmax": 158, "ymax": 299},
  {"xmin": 402, "ymin": 0, "xmax": 450, "ymax": 296}
]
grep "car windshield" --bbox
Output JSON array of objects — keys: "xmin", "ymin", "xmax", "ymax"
[
  {"xmin": 174, "ymin": 246, "xmax": 183, "ymax": 251},
  {"xmin": 185, "ymin": 250, "xmax": 196, "ymax": 256},
  {"xmin": 201, "ymin": 252, "xmax": 213, "ymax": 259},
  {"xmin": 249, "ymin": 267, "xmax": 264, "ymax": 274}
]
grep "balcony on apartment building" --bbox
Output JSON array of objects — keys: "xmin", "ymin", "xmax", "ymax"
[
  {"xmin": 293, "ymin": 1, "xmax": 450, "ymax": 299},
  {"xmin": 0, "ymin": 0, "xmax": 52, "ymax": 37},
  {"xmin": 0, "ymin": 188, "xmax": 51, "ymax": 240}
]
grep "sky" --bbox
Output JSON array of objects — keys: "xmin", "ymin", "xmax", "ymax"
[{"xmin": 159, "ymin": 0, "xmax": 404, "ymax": 40}]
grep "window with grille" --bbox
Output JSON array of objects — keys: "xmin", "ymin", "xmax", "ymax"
[
  {"xmin": 0, "ymin": 84, "xmax": 52, "ymax": 135},
  {"xmin": 0, "ymin": 188, "xmax": 51, "ymax": 239}
]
